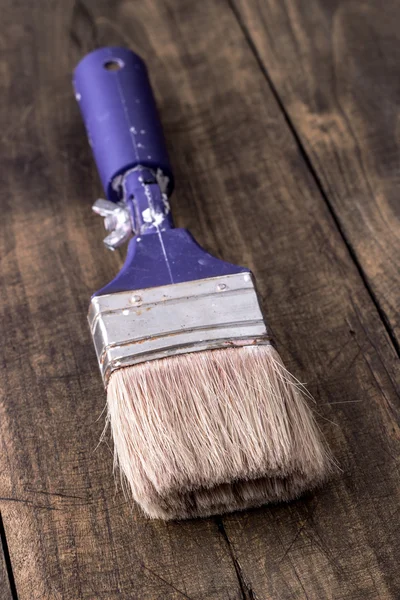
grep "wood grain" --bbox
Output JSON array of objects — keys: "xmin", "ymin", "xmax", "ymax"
[
  {"xmin": 233, "ymin": 0, "xmax": 400, "ymax": 350},
  {"xmin": 0, "ymin": 0, "xmax": 399, "ymax": 598}
]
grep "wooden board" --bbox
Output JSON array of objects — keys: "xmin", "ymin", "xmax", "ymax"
[
  {"xmin": 0, "ymin": 0, "xmax": 399, "ymax": 598},
  {"xmin": 233, "ymin": 0, "xmax": 400, "ymax": 350}
]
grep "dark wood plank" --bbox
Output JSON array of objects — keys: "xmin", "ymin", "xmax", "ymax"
[
  {"xmin": 233, "ymin": 0, "xmax": 400, "ymax": 350},
  {"xmin": 0, "ymin": 0, "xmax": 399, "ymax": 599}
]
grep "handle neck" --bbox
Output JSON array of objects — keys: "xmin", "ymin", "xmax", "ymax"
[{"xmin": 122, "ymin": 167, "xmax": 174, "ymax": 235}]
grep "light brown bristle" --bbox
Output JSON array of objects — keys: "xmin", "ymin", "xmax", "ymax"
[{"xmin": 106, "ymin": 345, "xmax": 332, "ymax": 519}]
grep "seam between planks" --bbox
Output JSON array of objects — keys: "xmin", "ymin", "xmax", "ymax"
[
  {"xmin": 0, "ymin": 513, "xmax": 19, "ymax": 600},
  {"xmin": 228, "ymin": 0, "xmax": 400, "ymax": 360},
  {"xmin": 215, "ymin": 518, "xmax": 259, "ymax": 600}
]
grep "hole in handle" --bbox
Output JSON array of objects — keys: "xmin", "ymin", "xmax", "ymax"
[{"xmin": 103, "ymin": 59, "xmax": 124, "ymax": 71}]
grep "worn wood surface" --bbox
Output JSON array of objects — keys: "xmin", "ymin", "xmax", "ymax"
[
  {"xmin": 233, "ymin": 0, "xmax": 400, "ymax": 349},
  {"xmin": 0, "ymin": 0, "xmax": 399, "ymax": 598}
]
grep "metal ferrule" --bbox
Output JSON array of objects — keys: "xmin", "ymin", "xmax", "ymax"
[{"xmin": 88, "ymin": 272, "xmax": 270, "ymax": 386}]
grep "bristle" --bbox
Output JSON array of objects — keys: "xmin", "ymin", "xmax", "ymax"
[{"xmin": 106, "ymin": 345, "xmax": 332, "ymax": 519}]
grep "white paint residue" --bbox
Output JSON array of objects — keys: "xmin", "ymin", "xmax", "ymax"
[
  {"xmin": 161, "ymin": 193, "xmax": 171, "ymax": 214},
  {"xmin": 112, "ymin": 174, "xmax": 123, "ymax": 192},
  {"xmin": 140, "ymin": 129, "xmax": 146, "ymax": 134},
  {"xmin": 75, "ymin": 92, "xmax": 81, "ymax": 101},
  {"xmin": 155, "ymin": 169, "xmax": 170, "ymax": 193},
  {"xmin": 130, "ymin": 126, "xmax": 137, "ymax": 134},
  {"xmin": 115, "ymin": 73, "xmax": 139, "ymax": 161},
  {"xmin": 153, "ymin": 212, "xmax": 166, "ymax": 227},
  {"xmin": 143, "ymin": 186, "xmax": 167, "ymax": 227},
  {"xmin": 144, "ymin": 184, "xmax": 152, "ymax": 204},
  {"xmin": 142, "ymin": 208, "xmax": 152, "ymax": 223}
]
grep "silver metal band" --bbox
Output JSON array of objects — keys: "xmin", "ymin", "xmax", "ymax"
[{"xmin": 88, "ymin": 272, "xmax": 270, "ymax": 386}]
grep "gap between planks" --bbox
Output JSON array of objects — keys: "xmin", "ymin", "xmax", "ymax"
[{"xmin": 227, "ymin": 0, "xmax": 400, "ymax": 360}]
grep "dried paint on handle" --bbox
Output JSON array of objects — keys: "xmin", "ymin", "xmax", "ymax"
[
  {"xmin": 73, "ymin": 47, "xmax": 174, "ymax": 203},
  {"xmin": 74, "ymin": 47, "xmax": 248, "ymax": 295}
]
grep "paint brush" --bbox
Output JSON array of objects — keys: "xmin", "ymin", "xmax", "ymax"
[{"xmin": 73, "ymin": 47, "xmax": 330, "ymax": 519}]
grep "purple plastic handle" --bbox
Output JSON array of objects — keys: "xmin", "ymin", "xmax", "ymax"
[
  {"xmin": 73, "ymin": 47, "xmax": 174, "ymax": 203},
  {"xmin": 74, "ymin": 47, "xmax": 249, "ymax": 294}
]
